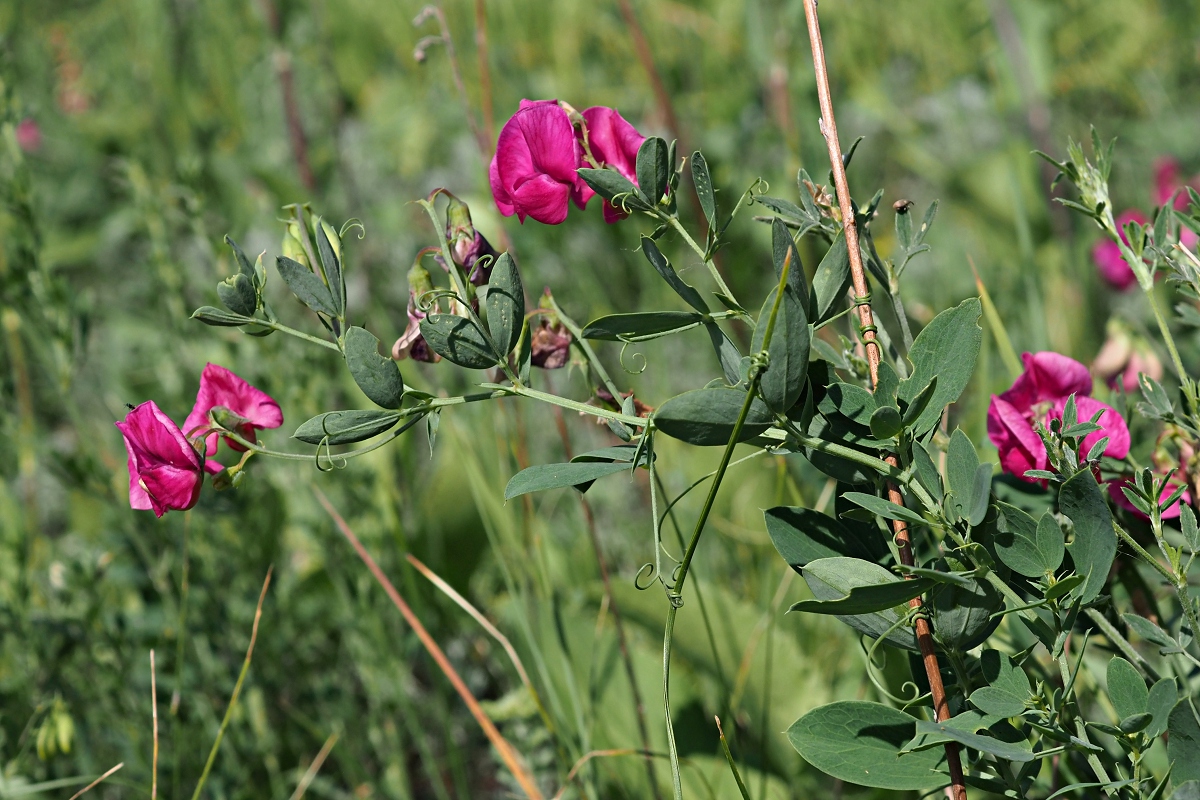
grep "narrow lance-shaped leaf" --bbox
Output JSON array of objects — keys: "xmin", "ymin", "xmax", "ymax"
[
  {"xmin": 582, "ymin": 311, "xmax": 705, "ymax": 341},
  {"xmin": 317, "ymin": 219, "xmax": 346, "ymax": 317},
  {"xmin": 811, "ymin": 233, "xmax": 850, "ymax": 323},
  {"xmin": 691, "ymin": 150, "xmax": 716, "ymax": 225},
  {"xmin": 654, "ymin": 388, "xmax": 773, "ymax": 446},
  {"xmin": 1059, "ymin": 468, "xmax": 1116, "ymax": 603},
  {"xmin": 635, "ymin": 136, "xmax": 669, "ymax": 204},
  {"xmin": 772, "ymin": 217, "xmax": 809, "ymax": 309},
  {"xmin": 752, "ymin": 284, "xmax": 809, "ymax": 413},
  {"xmin": 641, "ymin": 237, "xmax": 708, "ymax": 313}
]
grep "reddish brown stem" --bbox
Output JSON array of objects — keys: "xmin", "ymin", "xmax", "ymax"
[{"xmin": 800, "ymin": 3, "xmax": 966, "ymax": 798}]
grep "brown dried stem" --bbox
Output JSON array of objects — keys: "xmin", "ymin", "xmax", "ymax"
[
  {"xmin": 314, "ymin": 487, "xmax": 544, "ymax": 800},
  {"xmin": 800, "ymin": 2, "xmax": 966, "ymax": 798}
]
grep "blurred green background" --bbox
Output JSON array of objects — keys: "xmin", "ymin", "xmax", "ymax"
[{"xmin": 2, "ymin": 0, "xmax": 1199, "ymax": 797}]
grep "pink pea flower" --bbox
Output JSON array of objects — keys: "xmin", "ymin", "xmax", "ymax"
[
  {"xmin": 1092, "ymin": 323, "xmax": 1163, "ymax": 395},
  {"xmin": 530, "ymin": 317, "xmax": 572, "ymax": 369},
  {"xmin": 1153, "ymin": 156, "xmax": 1200, "ymax": 250},
  {"xmin": 1109, "ymin": 473, "xmax": 1190, "ymax": 520},
  {"xmin": 1092, "ymin": 209, "xmax": 1147, "ymax": 291},
  {"xmin": 16, "ymin": 118, "xmax": 41, "ymax": 153},
  {"xmin": 581, "ymin": 106, "xmax": 647, "ymax": 223},
  {"xmin": 489, "ymin": 100, "xmax": 590, "ymax": 225},
  {"xmin": 987, "ymin": 352, "xmax": 1130, "ymax": 482},
  {"xmin": 183, "ymin": 364, "xmax": 283, "ymax": 468},
  {"xmin": 116, "ymin": 401, "xmax": 205, "ymax": 517}
]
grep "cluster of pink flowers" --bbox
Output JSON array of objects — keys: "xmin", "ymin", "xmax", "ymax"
[
  {"xmin": 1093, "ymin": 157, "xmax": 1199, "ymax": 290},
  {"xmin": 116, "ymin": 364, "xmax": 281, "ymax": 517},
  {"xmin": 988, "ymin": 351, "xmax": 1188, "ymax": 518},
  {"xmin": 489, "ymin": 100, "xmax": 646, "ymax": 225},
  {"xmin": 987, "ymin": 351, "xmax": 1130, "ymax": 479}
]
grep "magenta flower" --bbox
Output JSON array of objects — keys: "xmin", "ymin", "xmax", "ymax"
[
  {"xmin": 116, "ymin": 401, "xmax": 205, "ymax": 517},
  {"xmin": 1109, "ymin": 474, "xmax": 1190, "ymax": 520},
  {"xmin": 987, "ymin": 351, "xmax": 1130, "ymax": 482},
  {"xmin": 16, "ymin": 118, "xmax": 41, "ymax": 153},
  {"xmin": 489, "ymin": 100, "xmax": 589, "ymax": 225},
  {"xmin": 183, "ymin": 364, "xmax": 283, "ymax": 466},
  {"xmin": 530, "ymin": 318, "xmax": 573, "ymax": 369},
  {"xmin": 1092, "ymin": 209, "xmax": 1147, "ymax": 291},
  {"xmin": 581, "ymin": 106, "xmax": 647, "ymax": 223}
]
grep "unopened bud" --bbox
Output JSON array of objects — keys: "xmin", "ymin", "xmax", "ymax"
[{"xmin": 282, "ymin": 221, "xmax": 310, "ymax": 270}]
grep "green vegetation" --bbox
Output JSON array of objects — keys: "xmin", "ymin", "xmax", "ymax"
[{"xmin": 3, "ymin": 1, "xmax": 1200, "ymax": 798}]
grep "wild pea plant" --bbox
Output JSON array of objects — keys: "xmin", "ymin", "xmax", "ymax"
[{"xmin": 116, "ymin": 6, "xmax": 1200, "ymax": 800}]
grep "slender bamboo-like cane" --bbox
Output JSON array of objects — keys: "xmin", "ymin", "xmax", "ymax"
[{"xmin": 799, "ymin": 3, "xmax": 967, "ymax": 798}]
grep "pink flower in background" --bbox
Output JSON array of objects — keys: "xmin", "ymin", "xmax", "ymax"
[
  {"xmin": 16, "ymin": 118, "xmax": 41, "ymax": 153},
  {"xmin": 1153, "ymin": 156, "xmax": 1200, "ymax": 249},
  {"xmin": 489, "ymin": 100, "xmax": 589, "ymax": 225},
  {"xmin": 581, "ymin": 106, "xmax": 646, "ymax": 222},
  {"xmin": 1092, "ymin": 323, "xmax": 1163, "ymax": 395},
  {"xmin": 1092, "ymin": 209, "xmax": 1147, "ymax": 291},
  {"xmin": 183, "ymin": 364, "xmax": 282, "ymax": 464},
  {"xmin": 1109, "ymin": 473, "xmax": 1190, "ymax": 520},
  {"xmin": 987, "ymin": 351, "xmax": 1130, "ymax": 481},
  {"xmin": 116, "ymin": 401, "xmax": 204, "ymax": 517}
]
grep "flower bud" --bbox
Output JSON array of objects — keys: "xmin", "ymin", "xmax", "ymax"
[
  {"xmin": 530, "ymin": 289, "xmax": 572, "ymax": 369},
  {"xmin": 444, "ymin": 193, "xmax": 500, "ymax": 285},
  {"xmin": 281, "ymin": 221, "xmax": 311, "ymax": 270},
  {"xmin": 393, "ymin": 263, "xmax": 442, "ymax": 363}
]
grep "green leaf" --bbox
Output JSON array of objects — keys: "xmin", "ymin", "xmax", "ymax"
[
  {"xmin": 786, "ymin": 701, "xmax": 947, "ymax": 790},
  {"xmin": 225, "ymin": 235, "xmax": 257, "ymax": 281},
  {"xmin": 1122, "ymin": 613, "xmax": 1185, "ymax": 656},
  {"xmin": 812, "ymin": 233, "xmax": 850, "ymax": 323},
  {"xmin": 1146, "ymin": 678, "xmax": 1177, "ymax": 738},
  {"xmin": 276, "ymin": 255, "xmax": 337, "ymax": 317},
  {"xmin": 691, "ymin": 151, "xmax": 716, "ymax": 225},
  {"xmin": 420, "ymin": 314, "xmax": 500, "ymax": 369},
  {"xmin": 929, "ymin": 577, "xmax": 1002, "ymax": 650},
  {"xmin": 191, "ymin": 306, "xmax": 255, "ymax": 327},
  {"xmin": 773, "ymin": 217, "xmax": 808, "ymax": 309},
  {"xmin": 1171, "ymin": 782, "xmax": 1200, "ymax": 800},
  {"xmin": 946, "ymin": 428, "xmax": 979, "ymax": 515},
  {"xmin": 797, "ymin": 557, "xmax": 918, "ymax": 650},
  {"xmin": 1107, "ymin": 657, "xmax": 1148, "ymax": 721},
  {"xmin": 217, "ymin": 272, "xmax": 257, "ymax": 316},
  {"xmin": 913, "ymin": 442, "xmax": 944, "ymax": 502},
  {"xmin": 1183, "ymin": 505, "xmax": 1199, "ymax": 552},
  {"xmin": 635, "ymin": 136, "xmax": 669, "ymax": 204},
  {"xmin": 1043, "ymin": 574, "xmax": 1086, "ymax": 601},
  {"xmin": 818, "ymin": 383, "xmax": 876, "ymax": 426},
  {"xmin": 504, "ymin": 461, "xmax": 638, "ymax": 500},
  {"xmin": 577, "ymin": 168, "xmax": 650, "ymax": 210},
  {"xmin": 293, "ymin": 410, "xmax": 401, "ymax": 445},
  {"xmin": 582, "ymin": 311, "xmax": 704, "ymax": 341},
  {"xmin": 654, "ymin": 388, "xmax": 774, "ymax": 446},
  {"xmin": 343, "ymin": 326, "xmax": 405, "ymax": 409},
  {"xmin": 752, "ymin": 286, "xmax": 809, "ymax": 413},
  {"xmin": 483, "ymin": 252, "xmax": 524, "ymax": 356},
  {"xmin": 1169, "ymin": 700, "xmax": 1200, "ymax": 783},
  {"xmin": 901, "ymin": 377, "xmax": 938, "ymax": 429},
  {"xmin": 869, "ymin": 405, "xmax": 903, "ymax": 440},
  {"xmin": 995, "ymin": 504, "xmax": 1064, "ymax": 578},
  {"xmin": 841, "ymin": 492, "xmax": 925, "ymax": 526},
  {"xmin": 642, "ymin": 237, "xmax": 708, "ymax": 313},
  {"xmin": 317, "ymin": 219, "xmax": 346, "ymax": 316},
  {"xmin": 790, "ymin": 576, "xmax": 934, "ymax": 615},
  {"xmin": 1060, "ymin": 468, "xmax": 1117, "ymax": 603},
  {"xmin": 898, "ymin": 298, "xmax": 982, "ymax": 437},
  {"xmin": 969, "ymin": 650, "xmax": 1030, "ymax": 717},
  {"xmin": 705, "ymin": 322, "xmax": 743, "ymax": 385},
  {"xmin": 1119, "ymin": 712, "xmax": 1153, "ymax": 734},
  {"xmin": 764, "ymin": 506, "xmax": 887, "ymax": 569},
  {"xmin": 909, "ymin": 721, "xmax": 1035, "ymax": 762}
]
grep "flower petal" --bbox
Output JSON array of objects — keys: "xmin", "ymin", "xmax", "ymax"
[
  {"xmin": 987, "ymin": 395, "xmax": 1047, "ymax": 480},
  {"xmin": 582, "ymin": 106, "xmax": 645, "ymax": 183},
  {"xmin": 185, "ymin": 364, "xmax": 282, "ymax": 456}
]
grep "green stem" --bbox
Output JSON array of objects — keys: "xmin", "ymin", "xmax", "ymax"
[
  {"xmin": 664, "ymin": 215, "xmax": 742, "ymax": 312},
  {"xmin": 505, "ymin": 384, "xmax": 647, "ymax": 427},
  {"xmin": 258, "ymin": 319, "xmax": 341, "ymax": 351},
  {"xmin": 1113, "ymin": 522, "xmax": 1176, "ymax": 583},
  {"xmin": 1083, "ymin": 609, "xmax": 1160, "ymax": 682},
  {"xmin": 1147, "ymin": 288, "xmax": 1188, "ymax": 383},
  {"xmin": 547, "ymin": 297, "xmax": 625, "ymax": 403}
]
